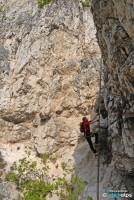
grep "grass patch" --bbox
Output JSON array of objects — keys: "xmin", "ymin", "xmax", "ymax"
[{"xmin": 38, "ymin": 0, "xmax": 55, "ymax": 8}]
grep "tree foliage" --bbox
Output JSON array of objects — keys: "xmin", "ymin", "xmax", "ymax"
[{"xmin": 5, "ymin": 147, "xmax": 92, "ymax": 200}]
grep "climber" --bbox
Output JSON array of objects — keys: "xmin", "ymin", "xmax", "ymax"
[{"xmin": 82, "ymin": 115, "xmax": 99, "ymax": 156}]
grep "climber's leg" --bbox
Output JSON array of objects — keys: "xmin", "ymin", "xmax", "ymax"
[{"xmin": 85, "ymin": 135, "xmax": 97, "ymax": 153}]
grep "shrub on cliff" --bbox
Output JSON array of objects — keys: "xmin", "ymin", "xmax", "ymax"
[
  {"xmin": 38, "ymin": 0, "xmax": 55, "ymax": 8},
  {"xmin": 5, "ymin": 147, "xmax": 92, "ymax": 200},
  {"xmin": 81, "ymin": 0, "xmax": 91, "ymax": 7},
  {"xmin": 38, "ymin": 0, "xmax": 91, "ymax": 8}
]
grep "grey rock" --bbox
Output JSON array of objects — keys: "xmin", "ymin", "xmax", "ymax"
[{"xmin": 91, "ymin": 0, "xmax": 134, "ymax": 195}]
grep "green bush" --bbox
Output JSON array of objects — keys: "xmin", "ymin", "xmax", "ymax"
[
  {"xmin": 5, "ymin": 147, "xmax": 91, "ymax": 200},
  {"xmin": 87, "ymin": 197, "xmax": 93, "ymax": 200},
  {"xmin": 61, "ymin": 162, "xmax": 67, "ymax": 171},
  {"xmin": 81, "ymin": 0, "xmax": 91, "ymax": 7},
  {"xmin": 38, "ymin": 0, "xmax": 55, "ymax": 8},
  {"xmin": 38, "ymin": 0, "xmax": 91, "ymax": 8}
]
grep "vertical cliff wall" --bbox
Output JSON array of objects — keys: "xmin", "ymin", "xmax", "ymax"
[
  {"xmin": 1, "ymin": 0, "xmax": 134, "ymax": 199},
  {"xmin": 0, "ymin": 0, "xmax": 100, "ymax": 150},
  {"xmin": 91, "ymin": 0, "xmax": 134, "ymax": 196},
  {"xmin": 0, "ymin": 1, "xmax": 102, "ymax": 199}
]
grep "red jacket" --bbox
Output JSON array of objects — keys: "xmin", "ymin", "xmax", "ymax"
[{"xmin": 84, "ymin": 121, "xmax": 92, "ymax": 134}]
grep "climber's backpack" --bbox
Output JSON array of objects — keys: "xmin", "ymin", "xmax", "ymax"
[{"xmin": 80, "ymin": 122, "xmax": 85, "ymax": 133}]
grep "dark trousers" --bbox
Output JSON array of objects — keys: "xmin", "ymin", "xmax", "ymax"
[{"xmin": 85, "ymin": 133, "xmax": 98, "ymax": 153}]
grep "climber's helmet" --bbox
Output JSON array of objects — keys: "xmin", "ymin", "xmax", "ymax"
[{"xmin": 82, "ymin": 117, "xmax": 88, "ymax": 122}]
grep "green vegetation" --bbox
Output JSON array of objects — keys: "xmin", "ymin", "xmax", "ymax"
[
  {"xmin": 38, "ymin": 0, "xmax": 55, "ymax": 8},
  {"xmin": 38, "ymin": 0, "xmax": 91, "ymax": 8},
  {"xmin": 87, "ymin": 197, "xmax": 93, "ymax": 200},
  {"xmin": 61, "ymin": 162, "xmax": 67, "ymax": 171},
  {"xmin": 81, "ymin": 0, "xmax": 91, "ymax": 7},
  {"xmin": 5, "ymin": 147, "xmax": 92, "ymax": 200}
]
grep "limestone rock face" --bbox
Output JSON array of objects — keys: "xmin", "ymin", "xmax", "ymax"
[
  {"xmin": 0, "ymin": 1, "xmax": 102, "ymax": 199},
  {"xmin": 0, "ymin": 0, "xmax": 100, "ymax": 153},
  {"xmin": 0, "ymin": 3, "xmax": 101, "ymax": 199},
  {"xmin": 1, "ymin": 0, "xmax": 134, "ymax": 199},
  {"xmin": 91, "ymin": 0, "xmax": 134, "ymax": 195}
]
